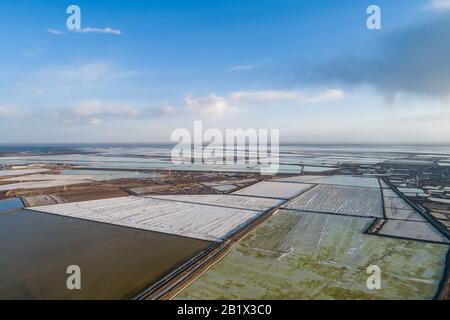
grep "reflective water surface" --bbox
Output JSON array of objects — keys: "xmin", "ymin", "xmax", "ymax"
[{"xmin": 0, "ymin": 210, "xmax": 211, "ymax": 299}]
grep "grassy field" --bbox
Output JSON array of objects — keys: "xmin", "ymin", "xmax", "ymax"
[{"xmin": 176, "ymin": 210, "xmax": 448, "ymax": 300}]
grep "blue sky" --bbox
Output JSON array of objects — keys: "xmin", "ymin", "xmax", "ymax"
[{"xmin": 1, "ymin": 0, "xmax": 450, "ymax": 143}]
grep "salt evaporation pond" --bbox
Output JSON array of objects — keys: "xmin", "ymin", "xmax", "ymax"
[
  {"xmin": 61, "ymin": 169, "xmax": 161, "ymax": 180},
  {"xmin": 177, "ymin": 210, "xmax": 448, "ymax": 300},
  {"xmin": 0, "ymin": 198, "xmax": 23, "ymax": 213},
  {"xmin": 0, "ymin": 210, "xmax": 211, "ymax": 299}
]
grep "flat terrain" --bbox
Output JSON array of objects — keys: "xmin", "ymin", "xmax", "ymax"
[
  {"xmin": 145, "ymin": 194, "xmax": 283, "ymax": 211},
  {"xmin": 0, "ymin": 168, "xmax": 262, "ymax": 200},
  {"xmin": 283, "ymin": 184, "xmax": 383, "ymax": 218},
  {"xmin": 176, "ymin": 210, "xmax": 448, "ymax": 300},
  {"xmin": 1, "ymin": 146, "xmax": 450, "ymax": 300},
  {"xmin": 273, "ymin": 175, "xmax": 380, "ymax": 188},
  {"xmin": 33, "ymin": 195, "xmax": 275, "ymax": 241},
  {"xmin": 58, "ymin": 189, "xmax": 130, "ymax": 203},
  {"xmin": 382, "ymin": 189, "xmax": 426, "ymax": 221},
  {"xmin": 377, "ymin": 220, "xmax": 449, "ymax": 243},
  {"xmin": 0, "ymin": 179, "xmax": 89, "ymax": 191},
  {"xmin": 233, "ymin": 181, "xmax": 312, "ymax": 199},
  {"xmin": 22, "ymin": 194, "xmax": 66, "ymax": 207},
  {"xmin": 374, "ymin": 185, "xmax": 449, "ymax": 243},
  {"xmin": 0, "ymin": 210, "xmax": 211, "ymax": 299},
  {"xmin": 0, "ymin": 169, "xmax": 49, "ymax": 177}
]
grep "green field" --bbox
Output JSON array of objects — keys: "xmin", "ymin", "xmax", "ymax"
[{"xmin": 176, "ymin": 210, "xmax": 448, "ymax": 300}]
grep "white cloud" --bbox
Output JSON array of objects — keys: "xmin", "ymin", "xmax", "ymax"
[
  {"xmin": 181, "ymin": 89, "xmax": 344, "ymax": 119},
  {"xmin": 230, "ymin": 89, "xmax": 345, "ymax": 103},
  {"xmin": 87, "ymin": 117, "xmax": 101, "ymax": 125},
  {"xmin": 49, "ymin": 100, "xmax": 140, "ymax": 125},
  {"xmin": 136, "ymin": 103, "xmax": 178, "ymax": 117},
  {"xmin": 76, "ymin": 27, "xmax": 122, "ymax": 35},
  {"xmin": 185, "ymin": 93, "xmax": 239, "ymax": 118},
  {"xmin": 0, "ymin": 106, "xmax": 16, "ymax": 117},
  {"xmin": 48, "ymin": 27, "xmax": 121, "ymax": 35},
  {"xmin": 33, "ymin": 88, "xmax": 44, "ymax": 97},
  {"xmin": 36, "ymin": 62, "xmax": 113, "ymax": 83},
  {"xmin": 228, "ymin": 65, "xmax": 255, "ymax": 71},
  {"xmin": 51, "ymin": 100, "xmax": 181, "ymax": 124},
  {"xmin": 0, "ymin": 106, "xmax": 29, "ymax": 119},
  {"xmin": 47, "ymin": 28, "xmax": 65, "ymax": 35},
  {"xmin": 35, "ymin": 62, "xmax": 143, "ymax": 85},
  {"xmin": 155, "ymin": 104, "xmax": 176, "ymax": 116},
  {"xmin": 424, "ymin": 0, "xmax": 450, "ymax": 10},
  {"xmin": 72, "ymin": 100, "xmax": 139, "ymax": 118},
  {"xmin": 306, "ymin": 89, "xmax": 345, "ymax": 102}
]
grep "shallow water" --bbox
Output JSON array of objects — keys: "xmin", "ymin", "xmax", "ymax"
[
  {"xmin": 61, "ymin": 169, "xmax": 161, "ymax": 179},
  {"xmin": 2, "ymin": 144, "xmax": 450, "ymax": 174},
  {"xmin": 0, "ymin": 210, "xmax": 211, "ymax": 299},
  {"xmin": 0, "ymin": 198, "xmax": 23, "ymax": 213}
]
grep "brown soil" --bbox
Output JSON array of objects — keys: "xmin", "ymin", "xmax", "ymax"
[
  {"xmin": 60, "ymin": 189, "xmax": 130, "ymax": 203},
  {"xmin": 0, "ymin": 169, "xmax": 266, "ymax": 201}
]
